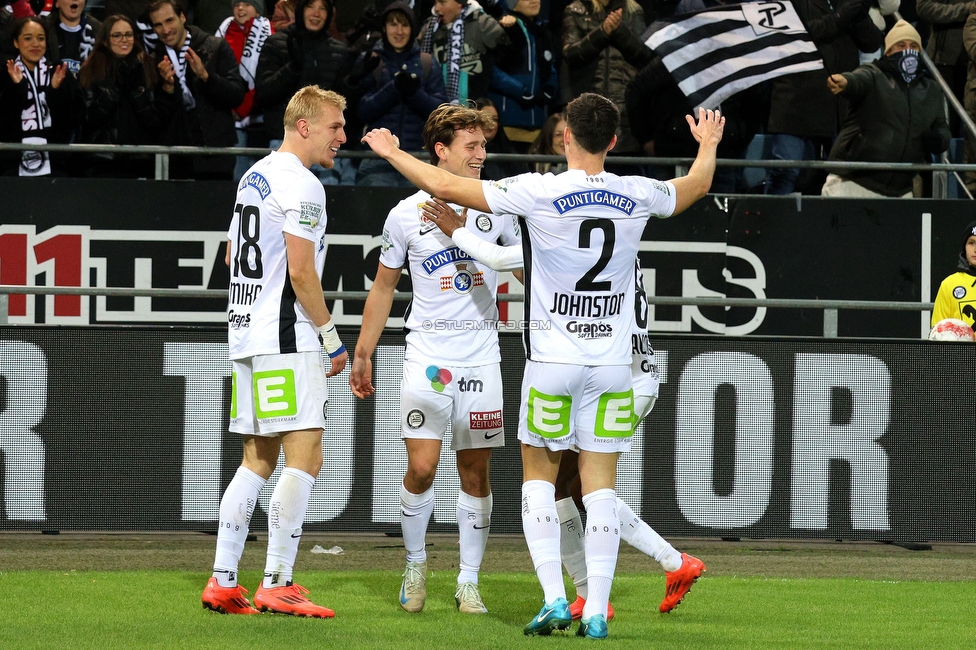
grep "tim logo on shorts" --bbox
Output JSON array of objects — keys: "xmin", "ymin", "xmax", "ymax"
[{"xmin": 470, "ymin": 410, "xmax": 502, "ymax": 430}]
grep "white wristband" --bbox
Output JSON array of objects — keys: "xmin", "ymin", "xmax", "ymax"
[{"xmin": 318, "ymin": 321, "xmax": 346, "ymax": 358}]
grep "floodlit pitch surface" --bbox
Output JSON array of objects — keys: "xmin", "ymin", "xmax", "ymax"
[{"xmin": 1, "ymin": 533, "xmax": 974, "ymax": 649}]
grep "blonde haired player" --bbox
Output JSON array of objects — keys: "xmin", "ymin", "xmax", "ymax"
[{"xmin": 202, "ymin": 86, "xmax": 348, "ymax": 617}]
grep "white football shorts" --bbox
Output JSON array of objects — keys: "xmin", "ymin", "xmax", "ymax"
[
  {"xmin": 399, "ymin": 359, "xmax": 505, "ymax": 450},
  {"xmin": 230, "ymin": 351, "xmax": 328, "ymax": 436},
  {"xmin": 519, "ymin": 360, "xmax": 634, "ymax": 454}
]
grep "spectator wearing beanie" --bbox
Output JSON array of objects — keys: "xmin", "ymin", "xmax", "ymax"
[
  {"xmin": 354, "ymin": 0, "xmax": 447, "ymax": 186},
  {"xmin": 822, "ymin": 19, "xmax": 950, "ymax": 198}
]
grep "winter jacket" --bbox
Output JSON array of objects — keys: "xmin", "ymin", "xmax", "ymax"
[
  {"xmin": 418, "ymin": 3, "xmax": 510, "ymax": 105},
  {"xmin": 82, "ymin": 54, "xmax": 166, "ymax": 147},
  {"xmin": 828, "ymin": 58, "xmax": 951, "ymax": 196},
  {"xmin": 488, "ymin": 12, "xmax": 557, "ymax": 130},
  {"xmin": 152, "ymin": 25, "xmax": 246, "ymax": 175},
  {"xmin": 917, "ymin": 0, "xmax": 972, "ymax": 66},
  {"xmin": 255, "ymin": 26, "xmax": 355, "ymax": 141},
  {"xmin": 357, "ymin": 40, "xmax": 446, "ymax": 153},
  {"xmin": 766, "ymin": 0, "xmax": 884, "ymax": 138},
  {"xmin": 561, "ymin": 0, "xmax": 652, "ymax": 152}
]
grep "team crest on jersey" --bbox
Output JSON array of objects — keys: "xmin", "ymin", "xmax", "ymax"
[
  {"xmin": 954, "ymin": 286, "xmax": 967, "ymax": 299},
  {"xmin": 440, "ymin": 264, "xmax": 484, "ymax": 294},
  {"xmin": 475, "ymin": 214, "xmax": 492, "ymax": 232},
  {"xmin": 241, "ymin": 172, "xmax": 271, "ymax": 199},
  {"xmin": 299, "ymin": 201, "xmax": 322, "ymax": 229}
]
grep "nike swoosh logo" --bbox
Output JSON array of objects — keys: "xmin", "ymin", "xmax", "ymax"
[
  {"xmin": 536, "ymin": 609, "xmax": 554, "ymax": 624},
  {"xmin": 484, "ymin": 432, "xmax": 502, "ymax": 440},
  {"xmin": 399, "ymin": 584, "xmax": 409, "ymax": 605},
  {"xmin": 473, "ymin": 522, "xmax": 490, "ymax": 530},
  {"xmin": 401, "ymin": 511, "xmax": 421, "ymax": 517},
  {"xmin": 290, "ymin": 533, "xmax": 302, "ymax": 538},
  {"xmin": 420, "ymin": 223, "xmax": 438, "ymax": 235}
]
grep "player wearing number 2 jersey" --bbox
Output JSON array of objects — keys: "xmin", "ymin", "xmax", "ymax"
[
  {"xmin": 202, "ymin": 86, "xmax": 349, "ymax": 619},
  {"xmin": 422, "ymin": 203, "xmax": 705, "ymax": 617},
  {"xmin": 362, "ymin": 92, "xmax": 724, "ymax": 639}
]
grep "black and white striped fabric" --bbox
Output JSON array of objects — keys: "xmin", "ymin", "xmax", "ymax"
[{"xmin": 643, "ymin": 1, "xmax": 823, "ymax": 110}]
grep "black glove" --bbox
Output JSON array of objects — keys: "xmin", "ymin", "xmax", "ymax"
[
  {"xmin": 515, "ymin": 91, "xmax": 536, "ymax": 109},
  {"xmin": 348, "ymin": 51, "xmax": 382, "ymax": 86},
  {"xmin": 835, "ymin": 0, "xmax": 868, "ymax": 30},
  {"xmin": 287, "ymin": 32, "xmax": 305, "ymax": 70},
  {"xmin": 921, "ymin": 129, "xmax": 946, "ymax": 155},
  {"xmin": 394, "ymin": 67, "xmax": 421, "ymax": 96},
  {"xmin": 115, "ymin": 55, "xmax": 143, "ymax": 91}
]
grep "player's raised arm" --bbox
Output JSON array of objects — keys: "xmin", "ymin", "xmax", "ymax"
[
  {"xmin": 362, "ymin": 128, "xmax": 492, "ymax": 213},
  {"xmin": 669, "ymin": 107, "xmax": 725, "ymax": 215}
]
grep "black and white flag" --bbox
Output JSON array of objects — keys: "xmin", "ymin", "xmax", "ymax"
[{"xmin": 643, "ymin": 1, "xmax": 823, "ymax": 110}]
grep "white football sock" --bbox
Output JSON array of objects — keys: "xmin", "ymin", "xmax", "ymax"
[
  {"xmin": 556, "ymin": 497, "xmax": 588, "ymax": 600},
  {"xmin": 457, "ymin": 491, "xmax": 491, "ymax": 585},
  {"xmin": 213, "ymin": 466, "xmax": 266, "ymax": 587},
  {"xmin": 521, "ymin": 480, "xmax": 565, "ymax": 605},
  {"xmin": 581, "ymin": 489, "xmax": 620, "ymax": 621},
  {"xmin": 617, "ymin": 497, "xmax": 682, "ymax": 572},
  {"xmin": 401, "ymin": 483, "xmax": 435, "ymax": 564},
  {"xmin": 263, "ymin": 467, "xmax": 315, "ymax": 588}
]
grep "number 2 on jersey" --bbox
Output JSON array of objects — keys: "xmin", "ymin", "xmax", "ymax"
[
  {"xmin": 233, "ymin": 203, "xmax": 263, "ymax": 279},
  {"xmin": 576, "ymin": 218, "xmax": 615, "ymax": 292}
]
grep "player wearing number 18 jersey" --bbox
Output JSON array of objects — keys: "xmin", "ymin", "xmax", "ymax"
[
  {"xmin": 361, "ymin": 92, "xmax": 724, "ymax": 638},
  {"xmin": 202, "ymin": 86, "xmax": 349, "ymax": 619}
]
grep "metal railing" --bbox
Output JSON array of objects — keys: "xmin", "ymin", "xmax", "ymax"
[{"xmin": 0, "ymin": 285, "xmax": 934, "ymax": 338}]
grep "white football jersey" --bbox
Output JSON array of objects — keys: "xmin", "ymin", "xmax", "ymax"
[
  {"xmin": 483, "ymin": 169, "xmax": 675, "ymax": 365},
  {"xmin": 227, "ymin": 151, "xmax": 328, "ymax": 360},
  {"xmin": 379, "ymin": 189, "xmax": 521, "ymax": 365}
]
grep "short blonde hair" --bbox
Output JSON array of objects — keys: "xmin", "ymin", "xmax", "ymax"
[{"xmin": 283, "ymin": 85, "xmax": 347, "ymax": 131}]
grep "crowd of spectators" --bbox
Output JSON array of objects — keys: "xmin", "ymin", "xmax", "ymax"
[{"xmin": 0, "ymin": 0, "xmax": 966, "ymax": 195}]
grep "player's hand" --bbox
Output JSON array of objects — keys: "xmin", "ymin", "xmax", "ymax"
[
  {"xmin": 685, "ymin": 107, "xmax": 725, "ymax": 148},
  {"xmin": 327, "ymin": 349, "xmax": 348, "ymax": 378},
  {"xmin": 349, "ymin": 355, "xmax": 375, "ymax": 398},
  {"xmin": 361, "ymin": 128, "xmax": 400, "ymax": 159},
  {"xmin": 500, "ymin": 14, "xmax": 517, "ymax": 27},
  {"xmin": 423, "ymin": 199, "xmax": 466, "ymax": 236},
  {"xmin": 185, "ymin": 47, "xmax": 209, "ymax": 82},
  {"xmin": 7, "ymin": 59, "xmax": 23, "ymax": 84},
  {"xmin": 826, "ymin": 73, "xmax": 848, "ymax": 95}
]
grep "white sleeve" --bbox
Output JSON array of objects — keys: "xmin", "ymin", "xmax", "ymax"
[
  {"xmin": 644, "ymin": 178, "xmax": 678, "ymax": 219},
  {"xmin": 452, "ymin": 227, "xmax": 523, "ymax": 271},
  {"xmin": 281, "ymin": 178, "xmax": 326, "ymax": 242},
  {"xmin": 482, "ymin": 173, "xmax": 540, "ymax": 217},
  {"xmin": 378, "ymin": 208, "xmax": 407, "ymax": 269}
]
